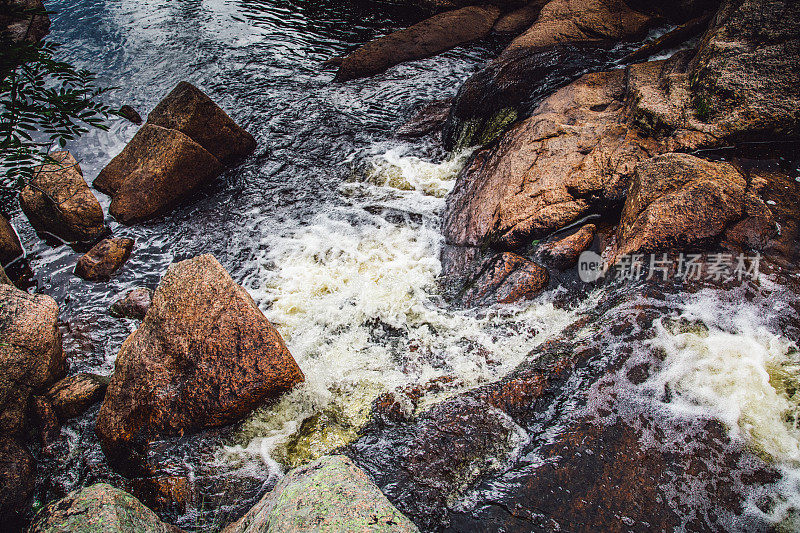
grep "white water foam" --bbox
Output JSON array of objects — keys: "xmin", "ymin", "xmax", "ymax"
[{"xmin": 225, "ymin": 145, "xmax": 578, "ymax": 470}]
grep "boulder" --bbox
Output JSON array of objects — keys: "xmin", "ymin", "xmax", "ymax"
[
  {"xmin": 96, "ymin": 254, "xmax": 304, "ymax": 475},
  {"xmin": 461, "ymin": 252, "xmax": 549, "ymax": 307},
  {"xmin": 0, "ymin": 215, "xmax": 22, "ymax": 266},
  {"xmin": 110, "ymin": 287, "xmax": 153, "ymax": 320},
  {"xmin": 538, "ymin": 223, "xmax": 596, "ymax": 269},
  {"xmin": 93, "ymin": 124, "xmax": 223, "ymax": 224},
  {"xmin": 147, "ymin": 82, "xmax": 256, "ymax": 164},
  {"xmin": 20, "ymin": 151, "xmax": 107, "ymax": 243},
  {"xmin": 0, "ymin": 284, "xmax": 64, "ymax": 435},
  {"xmin": 615, "ymin": 153, "xmax": 765, "ymax": 256},
  {"xmin": 396, "ymin": 99, "xmax": 452, "ymax": 138},
  {"xmin": 493, "ymin": 0, "xmax": 549, "ymax": 34},
  {"xmin": 74, "ymin": 237, "xmax": 134, "ymax": 281},
  {"xmin": 504, "ymin": 0, "xmax": 655, "ymax": 52},
  {"xmin": 47, "ymin": 373, "xmax": 110, "ymax": 420},
  {"xmin": 690, "ymin": 0, "xmax": 800, "ymax": 141},
  {"xmin": 0, "ymin": 437, "xmax": 35, "ymax": 526},
  {"xmin": 30, "ymin": 394, "xmax": 60, "ymax": 446},
  {"xmin": 118, "ymin": 104, "xmax": 143, "ymax": 125},
  {"xmin": 443, "ymin": 69, "xmax": 658, "ymax": 250},
  {"xmin": 28, "ymin": 483, "xmax": 181, "ymax": 533},
  {"xmin": 224, "ymin": 455, "xmax": 418, "ymax": 533},
  {"xmin": 335, "ymin": 6, "xmax": 501, "ymax": 82}
]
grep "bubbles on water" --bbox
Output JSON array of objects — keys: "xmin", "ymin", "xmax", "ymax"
[{"xmin": 228, "ymin": 146, "xmax": 576, "ymax": 472}]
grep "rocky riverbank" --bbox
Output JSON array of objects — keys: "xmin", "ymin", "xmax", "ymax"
[{"xmin": 2, "ymin": 0, "xmax": 799, "ymax": 531}]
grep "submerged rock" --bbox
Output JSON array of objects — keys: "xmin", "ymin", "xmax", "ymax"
[
  {"xmin": 94, "ymin": 124, "xmax": 223, "ymax": 224},
  {"xmin": 28, "ymin": 483, "xmax": 181, "ymax": 533},
  {"xmin": 74, "ymin": 237, "xmax": 134, "ymax": 281},
  {"xmin": 147, "ymin": 82, "xmax": 256, "ymax": 164},
  {"xmin": 396, "ymin": 99, "xmax": 452, "ymax": 138},
  {"xmin": 20, "ymin": 151, "xmax": 108, "ymax": 243},
  {"xmin": 615, "ymin": 153, "xmax": 767, "ymax": 256},
  {"xmin": 505, "ymin": 0, "xmax": 654, "ymax": 52},
  {"xmin": 96, "ymin": 254, "xmax": 304, "ymax": 475},
  {"xmin": 335, "ymin": 5, "xmax": 501, "ymax": 82},
  {"xmin": 0, "ymin": 215, "xmax": 22, "ymax": 266},
  {"xmin": 224, "ymin": 455, "xmax": 418, "ymax": 533},
  {"xmin": 0, "ymin": 284, "xmax": 64, "ymax": 435},
  {"xmin": 110, "ymin": 287, "xmax": 153, "ymax": 320},
  {"xmin": 47, "ymin": 372, "xmax": 110, "ymax": 420}
]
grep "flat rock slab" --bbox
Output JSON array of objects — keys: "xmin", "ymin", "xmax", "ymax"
[
  {"xmin": 335, "ymin": 5, "xmax": 501, "ymax": 82},
  {"xmin": 224, "ymin": 455, "xmax": 419, "ymax": 533}
]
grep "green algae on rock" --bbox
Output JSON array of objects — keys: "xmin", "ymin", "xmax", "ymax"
[{"xmin": 224, "ymin": 455, "xmax": 418, "ymax": 533}]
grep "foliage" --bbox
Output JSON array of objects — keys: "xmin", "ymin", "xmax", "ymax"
[{"xmin": 0, "ymin": 4, "xmax": 116, "ymax": 204}]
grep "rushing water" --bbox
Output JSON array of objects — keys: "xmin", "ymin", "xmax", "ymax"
[{"xmin": 19, "ymin": 0, "xmax": 800, "ymax": 530}]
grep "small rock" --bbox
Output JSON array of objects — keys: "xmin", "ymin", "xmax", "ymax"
[
  {"xmin": 46, "ymin": 373, "xmax": 110, "ymax": 420},
  {"xmin": 0, "ymin": 284, "xmax": 64, "ymax": 435},
  {"xmin": 96, "ymin": 254, "xmax": 304, "ymax": 475},
  {"xmin": 20, "ymin": 151, "xmax": 108, "ymax": 243},
  {"xmin": 462, "ymin": 252, "xmax": 549, "ymax": 307},
  {"xmin": 127, "ymin": 476, "xmax": 191, "ymax": 515},
  {"xmin": 335, "ymin": 6, "xmax": 501, "ymax": 82},
  {"xmin": 0, "ymin": 215, "xmax": 22, "ymax": 266},
  {"xmin": 224, "ymin": 455, "xmax": 418, "ymax": 533},
  {"xmin": 147, "ymin": 82, "xmax": 256, "ymax": 164},
  {"xmin": 94, "ymin": 124, "xmax": 223, "ymax": 224},
  {"xmin": 397, "ymin": 99, "xmax": 452, "ymax": 138},
  {"xmin": 119, "ymin": 104, "xmax": 143, "ymax": 125},
  {"xmin": 74, "ymin": 237, "xmax": 134, "ymax": 281},
  {"xmin": 28, "ymin": 483, "xmax": 181, "ymax": 533},
  {"xmin": 110, "ymin": 287, "xmax": 153, "ymax": 319},
  {"xmin": 0, "ymin": 437, "xmax": 35, "ymax": 527},
  {"xmin": 539, "ymin": 224, "xmax": 596, "ymax": 270}
]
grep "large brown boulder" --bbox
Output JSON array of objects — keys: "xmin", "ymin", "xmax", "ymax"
[
  {"xmin": 0, "ymin": 284, "xmax": 64, "ymax": 435},
  {"xmin": 335, "ymin": 6, "xmax": 501, "ymax": 82},
  {"xmin": 0, "ymin": 215, "xmax": 22, "ymax": 266},
  {"xmin": 504, "ymin": 0, "xmax": 655, "ymax": 52},
  {"xmin": 28, "ymin": 483, "xmax": 181, "ymax": 533},
  {"xmin": 443, "ymin": 69, "xmax": 657, "ymax": 250},
  {"xmin": 74, "ymin": 237, "xmax": 134, "ymax": 281},
  {"xmin": 614, "ymin": 153, "xmax": 767, "ymax": 256},
  {"xmin": 20, "ymin": 151, "xmax": 108, "ymax": 243},
  {"xmin": 690, "ymin": 0, "xmax": 800, "ymax": 141},
  {"xmin": 94, "ymin": 124, "xmax": 223, "ymax": 224},
  {"xmin": 147, "ymin": 82, "xmax": 256, "ymax": 164},
  {"xmin": 96, "ymin": 254, "xmax": 304, "ymax": 475}
]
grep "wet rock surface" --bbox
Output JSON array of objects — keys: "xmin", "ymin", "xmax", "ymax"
[
  {"xmin": 147, "ymin": 82, "xmax": 256, "ymax": 165},
  {"xmin": 0, "ymin": 437, "xmax": 35, "ymax": 528},
  {"xmin": 335, "ymin": 5, "xmax": 501, "ymax": 82},
  {"xmin": 28, "ymin": 483, "xmax": 181, "ymax": 533},
  {"xmin": 47, "ymin": 373, "xmax": 110, "ymax": 420},
  {"xmin": 0, "ymin": 0, "xmax": 50, "ymax": 43},
  {"xmin": 225, "ymin": 455, "xmax": 419, "ymax": 533},
  {"xmin": 96, "ymin": 254, "xmax": 304, "ymax": 475},
  {"xmin": 460, "ymin": 252, "xmax": 549, "ymax": 307},
  {"xmin": 0, "ymin": 215, "xmax": 23, "ymax": 266},
  {"xmin": 396, "ymin": 99, "xmax": 452, "ymax": 138},
  {"xmin": 74, "ymin": 237, "xmax": 135, "ymax": 281},
  {"xmin": 538, "ymin": 223, "xmax": 596, "ymax": 269},
  {"xmin": 20, "ymin": 151, "xmax": 108, "ymax": 243}
]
